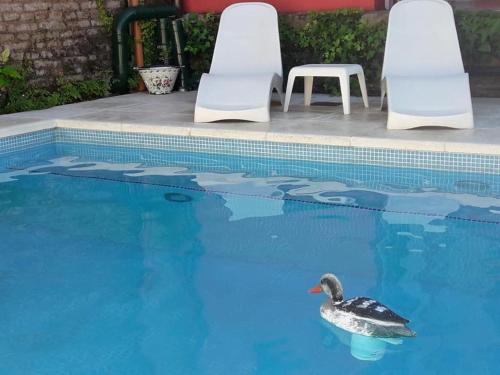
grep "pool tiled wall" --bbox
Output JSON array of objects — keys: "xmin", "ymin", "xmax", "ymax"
[
  {"xmin": 1, "ymin": 127, "xmax": 499, "ymax": 174},
  {"xmin": 0, "ymin": 128, "xmax": 54, "ymax": 154}
]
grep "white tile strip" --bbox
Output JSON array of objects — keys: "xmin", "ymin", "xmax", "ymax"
[
  {"xmin": 3, "ymin": 127, "xmax": 498, "ymax": 174},
  {"xmin": 0, "ymin": 92, "xmax": 499, "ymax": 172}
]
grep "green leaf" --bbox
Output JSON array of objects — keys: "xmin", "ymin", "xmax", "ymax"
[
  {"xmin": 0, "ymin": 65, "xmax": 22, "ymax": 79},
  {"xmin": 0, "ymin": 49, "xmax": 10, "ymax": 64}
]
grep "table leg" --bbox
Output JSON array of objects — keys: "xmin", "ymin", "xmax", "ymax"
[
  {"xmin": 380, "ymin": 78, "xmax": 386, "ymax": 110},
  {"xmin": 339, "ymin": 74, "xmax": 351, "ymax": 115},
  {"xmin": 304, "ymin": 76, "xmax": 313, "ymax": 107},
  {"xmin": 357, "ymin": 71, "xmax": 369, "ymax": 108},
  {"xmin": 284, "ymin": 73, "xmax": 296, "ymax": 112}
]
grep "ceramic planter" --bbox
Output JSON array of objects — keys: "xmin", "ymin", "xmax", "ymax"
[{"xmin": 138, "ymin": 66, "xmax": 180, "ymax": 95}]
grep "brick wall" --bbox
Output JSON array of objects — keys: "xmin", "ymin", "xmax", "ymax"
[{"xmin": 0, "ymin": 0, "xmax": 123, "ymax": 85}]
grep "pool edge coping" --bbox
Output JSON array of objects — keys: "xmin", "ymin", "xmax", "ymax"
[{"xmin": 0, "ymin": 117, "xmax": 499, "ymax": 157}]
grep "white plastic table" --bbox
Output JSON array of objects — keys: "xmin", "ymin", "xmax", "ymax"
[{"xmin": 283, "ymin": 64, "xmax": 369, "ymax": 115}]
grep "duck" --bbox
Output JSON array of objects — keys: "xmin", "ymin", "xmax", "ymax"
[{"xmin": 309, "ymin": 273, "xmax": 416, "ymax": 338}]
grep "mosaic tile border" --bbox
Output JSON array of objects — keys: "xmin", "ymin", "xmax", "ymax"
[
  {"xmin": 0, "ymin": 128, "xmax": 54, "ymax": 155},
  {"xmin": 54, "ymin": 128, "xmax": 500, "ymax": 174},
  {"xmin": 53, "ymin": 142, "xmax": 500, "ymax": 196},
  {"xmin": 1, "ymin": 127, "xmax": 500, "ymax": 174}
]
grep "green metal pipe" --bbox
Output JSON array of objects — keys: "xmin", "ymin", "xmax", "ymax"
[
  {"xmin": 111, "ymin": 4, "xmax": 179, "ymax": 94},
  {"xmin": 172, "ymin": 18, "xmax": 192, "ymax": 91}
]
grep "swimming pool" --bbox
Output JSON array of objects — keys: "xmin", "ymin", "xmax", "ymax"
[{"xmin": 1, "ymin": 137, "xmax": 499, "ymax": 374}]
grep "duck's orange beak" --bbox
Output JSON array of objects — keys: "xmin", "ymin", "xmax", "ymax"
[{"xmin": 308, "ymin": 284, "xmax": 322, "ymax": 294}]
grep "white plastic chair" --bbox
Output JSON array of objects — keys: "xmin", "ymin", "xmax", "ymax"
[
  {"xmin": 381, "ymin": 0, "xmax": 473, "ymax": 129},
  {"xmin": 194, "ymin": 2, "xmax": 283, "ymax": 123}
]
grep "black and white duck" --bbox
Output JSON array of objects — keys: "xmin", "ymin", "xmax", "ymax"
[{"xmin": 309, "ymin": 273, "xmax": 416, "ymax": 338}]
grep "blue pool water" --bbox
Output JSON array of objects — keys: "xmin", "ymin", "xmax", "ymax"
[{"xmin": 1, "ymin": 142, "xmax": 499, "ymax": 374}]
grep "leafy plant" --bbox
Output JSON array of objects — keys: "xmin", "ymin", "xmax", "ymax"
[
  {"xmin": 1, "ymin": 69, "xmax": 110, "ymax": 114},
  {"xmin": 139, "ymin": 18, "xmax": 175, "ymax": 66},
  {"xmin": 2, "ymin": 7, "xmax": 497, "ymax": 114},
  {"xmin": 0, "ymin": 49, "xmax": 22, "ymax": 91},
  {"xmin": 141, "ymin": 19, "xmax": 159, "ymax": 67},
  {"xmin": 57, "ymin": 79, "xmax": 110, "ymax": 102},
  {"xmin": 182, "ymin": 13, "xmax": 219, "ymax": 82},
  {"xmin": 298, "ymin": 10, "xmax": 386, "ymax": 94},
  {"xmin": 158, "ymin": 47, "xmax": 171, "ymax": 65},
  {"xmin": 96, "ymin": 0, "xmax": 114, "ymax": 33},
  {"xmin": 0, "ymin": 49, "xmax": 10, "ymax": 64},
  {"xmin": 178, "ymin": 9, "xmax": 499, "ymax": 95},
  {"xmin": 456, "ymin": 10, "xmax": 500, "ymax": 66},
  {"xmin": 279, "ymin": 17, "xmax": 314, "ymax": 81},
  {"xmin": 128, "ymin": 70, "xmax": 141, "ymax": 89},
  {"xmin": 179, "ymin": 9, "xmax": 387, "ymax": 94}
]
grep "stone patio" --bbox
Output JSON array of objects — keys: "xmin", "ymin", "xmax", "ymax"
[{"xmin": 1, "ymin": 91, "xmax": 500, "ymax": 155}]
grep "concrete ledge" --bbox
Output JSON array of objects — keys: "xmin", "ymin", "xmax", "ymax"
[{"xmin": 0, "ymin": 91, "xmax": 499, "ymax": 156}]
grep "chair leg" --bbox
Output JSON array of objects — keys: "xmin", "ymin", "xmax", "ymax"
[
  {"xmin": 275, "ymin": 85, "xmax": 284, "ymax": 107},
  {"xmin": 357, "ymin": 71, "xmax": 369, "ymax": 108},
  {"xmin": 380, "ymin": 78, "xmax": 386, "ymax": 110},
  {"xmin": 284, "ymin": 73, "xmax": 296, "ymax": 112},
  {"xmin": 339, "ymin": 74, "xmax": 351, "ymax": 115},
  {"xmin": 304, "ymin": 76, "xmax": 313, "ymax": 107}
]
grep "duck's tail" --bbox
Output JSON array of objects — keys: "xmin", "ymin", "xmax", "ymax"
[
  {"xmin": 373, "ymin": 324, "xmax": 416, "ymax": 338},
  {"xmin": 394, "ymin": 325, "xmax": 417, "ymax": 338}
]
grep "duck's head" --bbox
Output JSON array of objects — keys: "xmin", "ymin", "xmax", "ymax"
[{"xmin": 309, "ymin": 273, "xmax": 344, "ymax": 302}]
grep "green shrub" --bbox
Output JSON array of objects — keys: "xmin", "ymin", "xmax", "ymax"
[
  {"xmin": 0, "ymin": 49, "xmax": 22, "ymax": 91},
  {"xmin": 181, "ymin": 9, "xmax": 387, "ymax": 95},
  {"xmin": 141, "ymin": 19, "xmax": 159, "ymax": 67},
  {"xmin": 1, "ymin": 69, "xmax": 110, "ymax": 114},
  {"xmin": 297, "ymin": 9, "xmax": 386, "ymax": 94},
  {"xmin": 279, "ymin": 17, "xmax": 313, "ymax": 82},
  {"xmin": 95, "ymin": 0, "xmax": 114, "ymax": 33},
  {"xmin": 455, "ymin": 10, "xmax": 500, "ymax": 66},
  {"xmin": 182, "ymin": 13, "xmax": 219, "ymax": 82},
  {"xmin": 180, "ymin": 9, "xmax": 498, "ymax": 95},
  {"xmin": 2, "ymin": 8, "xmax": 498, "ymax": 114}
]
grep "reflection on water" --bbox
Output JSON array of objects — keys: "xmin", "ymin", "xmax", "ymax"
[
  {"xmin": 2, "ymin": 152, "xmax": 500, "ymax": 225},
  {"xmin": 0, "ymin": 143, "xmax": 499, "ymax": 374},
  {"xmin": 321, "ymin": 321, "xmax": 403, "ymax": 362}
]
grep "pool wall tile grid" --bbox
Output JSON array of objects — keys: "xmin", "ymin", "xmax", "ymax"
[
  {"xmin": 1, "ymin": 127, "xmax": 500, "ymax": 174},
  {"xmin": 54, "ymin": 142, "xmax": 500, "ymax": 196},
  {"xmin": 53, "ymin": 128, "xmax": 500, "ymax": 174},
  {"xmin": 0, "ymin": 128, "xmax": 54, "ymax": 154}
]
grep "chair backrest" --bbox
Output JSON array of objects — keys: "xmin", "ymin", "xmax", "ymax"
[
  {"xmin": 209, "ymin": 2, "xmax": 282, "ymax": 77},
  {"xmin": 382, "ymin": 0, "xmax": 464, "ymax": 78}
]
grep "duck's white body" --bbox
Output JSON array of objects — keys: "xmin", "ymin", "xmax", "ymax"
[
  {"xmin": 320, "ymin": 298, "xmax": 416, "ymax": 338},
  {"xmin": 310, "ymin": 274, "xmax": 416, "ymax": 338},
  {"xmin": 309, "ymin": 273, "xmax": 416, "ymax": 338}
]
